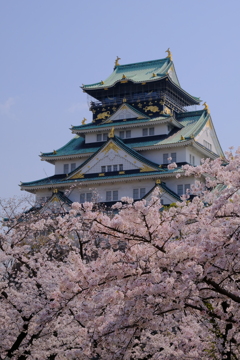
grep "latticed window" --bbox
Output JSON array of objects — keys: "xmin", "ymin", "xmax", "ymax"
[
  {"xmin": 163, "ymin": 154, "xmax": 168, "ymax": 164},
  {"xmin": 113, "ymin": 191, "xmax": 118, "ymax": 201},
  {"xmin": 119, "ymin": 131, "xmax": 125, "ymax": 139},
  {"xmin": 126, "ymin": 130, "xmax": 131, "ymax": 138},
  {"xmin": 133, "ymin": 189, "xmax": 139, "ymax": 199},
  {"xmin": 113, "ymin": 165, "xmax": 118, "ymax": 171},
  {"xmin": 171, "ymin": 153, "xmax": 176, "ymax": 163},
  {"xmin": 142, "ymin": 128, "xmax": 148, "ymax": 136},
  {"xmin": 101, "ymin": 166, "xmax": 106, "ymax": 173},
  {"xmin": 106, "ymin": 191, "xmax": 112, "ymax": 201},
  {"xmin": 177, "ymin": 184, "xmax": 183, "ymax": 196},
  {"xmin": 80, "ymin": 192, "xmax": 92, "ymax": 203},
  {"xmin": 119, "ymin": 164, "xmax": 123, "ymax": 171},
  {"xmin": 140, "ymin": 188, "xmax": 146, "ymax": 197},
  {"xmin": 103, "ymin": 133, "xmax": 108, "ymax": 141},
  {"xmin": 149, "ymin": 127, "xmax": 154, "ymax": 135},
  {"xmin": 106, "ymin": 191, "xmax": 118, "ymax": 202},
  {"xmin": 63, "ymin": 164, "xmax": 69, "ymax": 174},
  {"xmin": 97, "ymin": 134, "xmax": 102, "ymax": 141},
  {"xmin": 71, "ymin": 163, "xmax": 76, "ymax": 171},
  {"xmin": 107, "ymin": 165, "xmax": 112, "ymax": 172}
]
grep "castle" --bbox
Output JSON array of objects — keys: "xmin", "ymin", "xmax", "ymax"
[{"xmin": 21, "ymin": 51, "xmax": 223, "ymax": 210}]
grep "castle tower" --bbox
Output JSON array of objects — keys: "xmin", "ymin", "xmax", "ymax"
[{"xmin": 21, "ymin": 52, "xmax": 223, "ymax": 209}]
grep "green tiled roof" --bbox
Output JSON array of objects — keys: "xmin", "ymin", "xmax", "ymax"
[
  {"xmin": 71, "ymin": 114, "xmax": 171, "ymax": 132},
  {"xmin": 21, "ymin": 168, "xmax": 182, "ymax": 189},
  {"xmin": 41, "ymin": 136, "xmax": 100, "ymax": 158},
  {"xmin": 41, "ymin": 111, "xmax": 209, "ymax": 159},
  {"xmin": 143, "ymin": 182, "xmax": 181, "ymax": 202},
  {"xmin": 83, "ymin": 58, "xmax": 175, "ymax": 90}
]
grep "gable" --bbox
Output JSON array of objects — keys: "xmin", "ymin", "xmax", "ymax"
[
  {"xmin": 105, "ymin": 104, "xmax": 147, "ymax": 122},
  {"xmin": 144, "ymin": 183, "xmax": 180, "ymax": 205},
  {"xmin": 195, "ymin": 119, "xmax": 222, "ymax": 155},
  {"xmin": 68, "ymin": 140, "xmax": 158, "ymax": 179}
]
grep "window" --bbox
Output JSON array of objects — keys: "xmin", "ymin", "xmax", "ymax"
[
  {"xmin": 171, "ymin": 153, "xmax": 176, "ymax": 163},
  {"xmin": 163, "ymin": 153, "xmax": 176, "ymax": 164},
  {"xmin": 163, "ymin": 154, "xmax": 169, "ymax": 164},
  {"xmin": 126, "ymin": 130, "xmax": 131, "ymax": 138},
  {"xmin": 203, "ymin": 140, "xmax": 212, "ymax": 151},
  {"xmin": 119, "ymin": 130, "xmax": 131, "ymax": 139},
  {"xmin": 140, "ymin": 188, "xmax": 146, "ymax": 197},
  {"xmin": 97, "ymin": 133, "xmax": 108, "ymax": 142},
  {"xmin": 101, "ymin": 166, "xmax": 106, "ymax": 173},
  {"xmin": 133, "ymin": 188, "xmax": 146, "ymax": 199},
  {"xmin": 177, "ymin": 184, "xmax": 191, "ymax": 196},
  {"xmin": 80, "ymin": 192, "xmax": 92, "ymax": 203},
  {"xmin": 107, "ymin": 165, "xmax": 112, "ymax": 172},
  {"xmin": 119, "ymin": 131, "xmax": 125, "ymax": 139},
  {"xmin": 142, "ymin": 128, "xmax": 148, "ymax": 136},
  {"xmin": 63, "ymin": 164, "xmax": 69, "ymax": 174},
  {"xmin": 133, "ymin": 189, "xmax": 139, "ymax": 199},
  {"xmin": 113, "ymin": 164, "xmax": 118, "ymax": 171},
  {"xmin": 113, "ymin": 191, "xmax": 118, "ymax": 201},
  {"xmin": 149, "ymin": 127, "xmax": 154, "ymax": 136},
  {"xmin": 119, "ymin": 164, "xmax": 123, "ymax": 171},
  {"xmin": 71, "ymin": 163, "xmax": 76, "ymax": 172},
  {"xmin": 177, "ymin": 184, "xmax": 183, "ymax": 196},
  {"xmin": 106, "ymin": 190, "xmax": 118, "ymax": 202},
  {"xmin": 103, "ymin": 133, "xmax": 108, "ymax": 141},
  {"xmin": 142, "ymin": 127, "xmax": 155, "ymax": 136},
  {"xmin": 189, "ymin": 154, "xmax": 195, "ymax": 165}
]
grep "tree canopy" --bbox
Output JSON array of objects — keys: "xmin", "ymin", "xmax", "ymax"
[{"xmin": 1, "ymin": 150, "xmax": 240, "ymax": 359}]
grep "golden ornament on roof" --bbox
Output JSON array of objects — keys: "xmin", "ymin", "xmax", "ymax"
[
  {"xmin": 82, "ymin": 118, "xmax": 87, "ymax": 125},
  {"xmin": 53, "ymin": 150, "xmax": 57, "ymax": 154},
  {"xmin": 203, "ymin": 102, "xmax": 210, "ymax": 114},
  {"xmin": 115, "ymin": 56, "xmax": 121, "ymax": 67},
  {"xmin": 108, "ymin": 127, "xmax": 115, "ymax": 138},
  {"xmin": 165, "ymin": 48, "xmax": 172, "ymax": 61},
  {"xmin": 122, "ymin": 74, "xmax": 126, "ymax": 79}
]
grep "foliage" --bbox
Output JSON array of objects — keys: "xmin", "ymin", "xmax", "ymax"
[{"xmin": 1, "ymin": 150, "xmax": 240, "ymax": 359}]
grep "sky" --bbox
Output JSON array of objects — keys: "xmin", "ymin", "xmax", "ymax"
[{"xmin": 1, "ymin": 0, "xmax": 240, "ymax": 199}]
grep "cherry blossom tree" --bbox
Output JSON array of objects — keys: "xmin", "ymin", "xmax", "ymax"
[{"xmin": 1, "ymin": 149, "xmax": 240, "ymax": 359}]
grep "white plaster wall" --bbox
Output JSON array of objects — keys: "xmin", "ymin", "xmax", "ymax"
[
  {"xmin": 195, "ymin": 124, "xmax": 218, "ymax": 154},
  {"xmin": 163, "ymin": 176, "xmax": 196, "ymax": 195},
  {"xmin": 35, "ymin": 190, "xmax": 52, "ymax": 204},
  {"xmin": 185, "ymin": 147, "xmax": 203, "ymax": 166},
  {"xmin": 140, "ymin": 147, "xmax": 186, "ymax": 164},
  {"xmin": 55, "ymin": 158, "xmax": 88, "ymax": 174},
  {"xmin": 68, "ymin": 179, "xmax": 154, "ymax": 203},
  {"xmin": 85, "ymin": 124, "xmax": 169, "ymax": 144}
]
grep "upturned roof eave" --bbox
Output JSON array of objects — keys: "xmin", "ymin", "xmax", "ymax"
[
  {"xmin": 20, "ymin": 169, "xmax": 184, "ymax": 192},
  {"xmin": 71, "ymin": 115, "xmax": 183, "ymax": 134}
]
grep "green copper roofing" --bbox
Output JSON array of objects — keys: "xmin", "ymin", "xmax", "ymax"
[
  {"xmin": 71, "ymin": 114, "xmax": 174, "ymax": 132},
  {"xmin": 21, "ymin": 167, "xmax": 183, "ymax": 189},
  {"xmin": 83, "ymin": 58, "xmax": 179, "ymax": 90},
  {"xmin": 41, "ymin": 136, "xmax": 100, "ymax": 158},
  {"xmin": 143, "ymin": 183, "xmax": 181, "ymax": 202},
  {"xmin": 41, "ymin": 111, "xmax": 210, "ymax": 160}
]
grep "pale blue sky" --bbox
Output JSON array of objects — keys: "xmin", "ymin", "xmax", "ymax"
[{"xmin": 1, "ymin": 0, "xmax": 240, "ymax": 199}]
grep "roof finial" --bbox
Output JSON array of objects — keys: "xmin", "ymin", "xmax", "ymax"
[
  {"xmin": 115, "ymin": 56, "xmax": 121, "ymax": 67},
  {"xmin": 165, "ymin": 48, "xmax": 172, "ymax": 61},
  {"xmin": 108, "ymin": 127, "xmax": 115, "ymax": 138},
  {"xmin": 82, "ymin": 118, "xmax": 87, "ymax": 125},
  {"xmin": 203, "ymin": 102, "xmax": 210, "ymax": 114}
]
